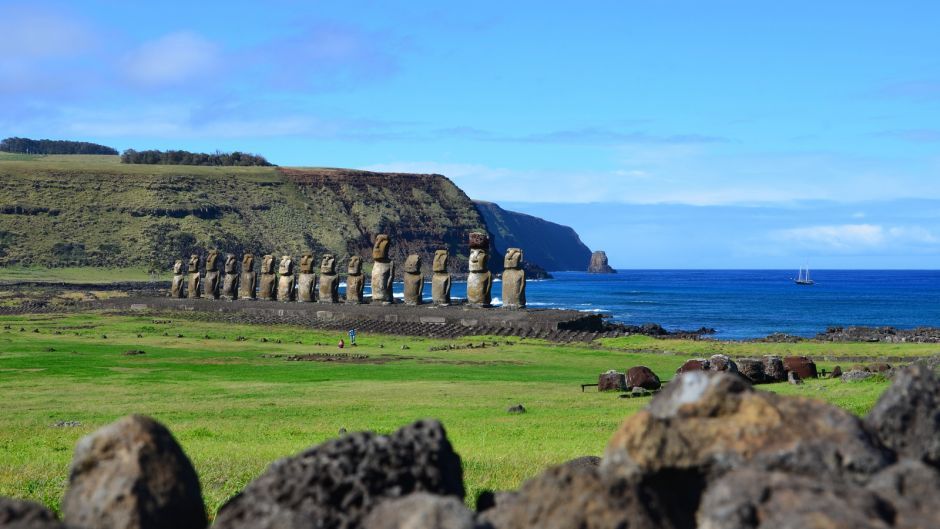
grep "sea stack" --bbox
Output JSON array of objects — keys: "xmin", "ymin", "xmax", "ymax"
[
  {"xmin": 501, "ymin": 247, "xmax": 526, "ymax": 309},
  {"xmin": 466, "ymin": 232, "xmax": 493, "ymax": 307},
  {"xmin": 370, "ymin": 234, "xmax": 394, "ymax": 304},
  {"xmin": 587, "ymin": 250, "xmax": 616, "ymax": 273}
]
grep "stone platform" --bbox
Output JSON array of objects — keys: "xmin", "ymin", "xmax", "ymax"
[{"xmin": 98, "ymin": 296, "xmax": 613, "ymax": 341}]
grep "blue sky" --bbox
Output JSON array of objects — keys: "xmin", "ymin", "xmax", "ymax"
[{"xmin": 2, "ymin": 1, "xmax": 939, "ymax": 268}]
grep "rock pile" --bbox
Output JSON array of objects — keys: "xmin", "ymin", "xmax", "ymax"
[{"xmin": 5, "ymin": 365, "xmax": 940, "ymax": 529}]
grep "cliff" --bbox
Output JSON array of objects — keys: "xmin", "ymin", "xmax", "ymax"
[{"xmin": 474, "ymin": 201, "xmax": 592, "ymax": 271}]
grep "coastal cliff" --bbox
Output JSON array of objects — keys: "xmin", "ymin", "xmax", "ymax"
[{"xmin": 474, "ymin": 200, "xmax": 592, "ymax": 271}]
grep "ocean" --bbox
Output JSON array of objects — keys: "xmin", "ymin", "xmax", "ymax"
[{"xmin": 378, "ymin": 270, "xmax": 940, "ymax": 340}]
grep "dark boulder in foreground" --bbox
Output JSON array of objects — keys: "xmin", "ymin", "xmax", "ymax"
[
  {"xmin": 625, "ymin": 365, "xmax": 661, "ymax": 390},
  {"xmin": 364, "ymin": 493, "xmax": 477, "ymax": 529},
  {"xmin": 866, "ymin": 363, "xmax": 940, "ymax": 467},
  {"xmin": 62, "ymin": 414, "xmax": 207, "ymax": 529},
  {"xmin": 213, "ymin": 419, "xmax": 465, "ymax": 529},
  {"xmin": 0, "ymin": 497, "xmax": 67, "ymax": 529}
]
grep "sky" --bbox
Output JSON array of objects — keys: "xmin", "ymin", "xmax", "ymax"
[{"xmin": 2, "ymin": 1, "xmax": 939, "ymax": 268}]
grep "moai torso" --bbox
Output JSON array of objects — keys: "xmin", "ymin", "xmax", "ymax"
[
  {"xmin": 370, "ymin": 234, "xmax": 394, "ymax": 304},
  {"xmin": 239, "ymin": 254, "xmax": 257, "ymax": 299},
  {"xmin": 277, "ymin": 255, "xmax": 295, "ymax": 301},
  {"xmin": 296, "ymin": 254, "xmax": 317, "ymax": 302},
  {"xmin": 403, "ymin": 254, "xmax": 423, "ymax": 305},
  {"xmin": 221, "ymin": 254, "xmax": 238, "ymax": 299},
  {"xmin": 431, "ymin": 250, "xmax": 451, "ymax": 305},
  {"xmin": 203, "ymin": 250, "xmax": 221, "ymax": 299},
  {"xmin": 466, "ymin": 234, "xmax": 492, "ymax": 307},
  {"xmin": 501, "ymin": 248, "xmax": 526, "ymax": 309},
  {"xmin": 345, "ymin": 256, "xmax": 365, "ymax": 304},
  {"xmin": 318, "ymin": 254, "xmax": 339, "ymax": 303},
  {"xmin": 187, "ymin": 254, "xmax": 201, "ymax": 299},
  {"xmin": 170, "ymin": 260, "xmax": 185, "ymax": 298},
  {"xmin": 258, "ymin": 254, "xmax": 276, "ymax": 300}
]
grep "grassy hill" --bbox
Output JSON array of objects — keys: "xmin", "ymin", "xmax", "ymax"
[{"xmin": 0, "ymin": 154, "xmax": 489, "ymax": 273}]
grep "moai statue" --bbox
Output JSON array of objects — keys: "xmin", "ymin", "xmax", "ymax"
[
  {"xmin": 258, "ymin": 254, "xmax": 277, "ymax": 300},
  {"xmin": 431, "ymin": 250, "xmax": 451, "ymax": 305},
  {"xmin": 345, "ymin": 255, "xmax": 365, "ymax": 304},
  {"xmin": 221, "ymin": 253, "xmax": 239, "ymax": 299},
  {"xmin": 370, "ymin": 234, "xmax": 394, "ymax": 304},
  {"xmin": 239, "ymin": 253, "xmax": 257, "ymax": 300},
  {"xmin": 466, "ymin": 233, "xmax": 493, "ymax": 307},
  {"xmin": 296, "ymin": 254, "xmax": 317, "ymax": 302},
  {"xmin": 277, "ymin": 255, "xmax": 295, "ymax": 302},
  {"xmin": 501, "ymin": 248, "xmax": 526, "ymax": 309},
  {"xmin": 170, "ymin": 260, "xmax": 185, "ymax": 298},
  {"xmin": 186, "ymin": 254, "xmax": 201, "ymax": 299},
  {"xmin": 203, "ymin": 249, "xmax": 221, "ymax": 299},
  {"xmin": 403, "ymin": 254, "xmax": 424, "ymax": 305},
  {"xmin": 318, "ymin": 254, "xmax": 340, "ymax": 303}
]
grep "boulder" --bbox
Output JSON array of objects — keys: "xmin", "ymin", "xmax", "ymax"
[
  {"xmin": 603, "ymin": 372, "xmax": 892, "ymax": 485},
  {"xmin": 625, "ymin": 366, "xmax": 661, "ymax": 390},
  {"xmin": 363, "ymin": 493, "xmax": 477, "ymax": 529},
  {"xmin": 213, "ymin": 420, "xmax": 465, "ymax": 529},
  {"xmin": 866, "ymin": 459, "xmax": 940, "ymax": 528},
  {"xmin": 697, "ymin": 467, "xmax": 895, "ymax": 529},
  {"xmin": 784, "ymin": 356, "xmax": 818, "ymax": 379},
  {"xmin": 676, "ymin": 359, "xmax": 708, "ymax": 375},
  {"xmin": 831, "ymin": 365, "xmax": 843, "ymax": 378},
  {"xmin": 707, "ymin": 354, "xmax": 737, "ymax": 374},
  {"xmin": 0, "ymin": 497, "xmax": 67, "ymax": 529},
  {"xmin": 560, "ymin": 455, "xmax": 601, "ymax": 470},
  {"xmin": 787, "ymin": 371, "xmax": 803, "ymax": 385},
  {"xmin": 761, "ymin": 355, "xmax": 787, "ymax": 382},
  {"xmin": 597, "ymin": 371, "xmax": 626, "ymax": 392},
  {"xmin": 865, "ymin": 363, "xmax": 940, "ymax": 467},
  {"xmin": 62, "ymin": 415, "xmax": 206, "ymax": 529},
  {"xmin": 736, "ymin": 359, "xmax": 766, "ymax": 384},
  {"xmin": 869, "ymin": 362, "xmax": 892, "ymax": 373},
  {"xmin": 842, "ymin": 370, "xmax": 873, "ymax": 382}
]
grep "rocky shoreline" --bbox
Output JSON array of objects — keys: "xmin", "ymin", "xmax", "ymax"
[{"xmin": 5, "ymin": 360, "xmax": 939, "ymax": 529}]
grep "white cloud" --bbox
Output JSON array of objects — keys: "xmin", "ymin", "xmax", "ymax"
[
  {"xmin": 123, "ymin": 32, "xmax": 220, "ymax": 86},
  {"xmin": 0, "ymin": 5, "xmax": 94, "ymax": 59},
  {"xmin": 774, "ymin": 224, "xmax": 938, "ymax": 250}
]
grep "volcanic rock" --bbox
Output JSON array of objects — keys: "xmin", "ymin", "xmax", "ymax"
[
  {"xmin": 0, "ymin": 497, "xmax": 67, "ymax": 529},
  {"xmin": 869, "ymin": 362, "xmax": 892, "ymax": 373},
  {"xmin": 676, "ymin": 358, "xmax": 708, "ymax": 375},
  {"xmin": 363, "ymin": 493, "xmax": 477, "ymax": 529},
  {"xmin": 866, "ymin": 459, "xmax": 940, "ymax": 528},
  {"xmin": 783, "ymin": 355, "xmax": 818, "ymax": 379},
  {"xmin": 61, "ymin": 414, "xmax": 206, "ymax": 529},
  {"xmin": 598, "ymin": 370, "xmax": 626, "ymax": 391},
  {"xmin": 625, "ymin": 366, "xmax": 661, "ymax": 390},
  {"xmin": 842, "ymin": 370, "xmax": 873, "ymax": 382},
  {"xmin": 736, "ymin": 358, "xmax": 766, "ymax": 384},
  {"xmin": 788, "ymin": 371, "xmax": 803, "ymax": 384},
  {"xmin": 213, "ymin": 420, "xmax": 465, "ymax": 529},
  {"xmin": 865, "ymin": 363, "xmax": 940, "ymax": 467},
  {"xmin": 761, "ymin": 355, "xmax": 787, "ymax": 382},
  {"xmin": 831, "ymin": 365, "xmax": 843, "ymax": 378},
  {"xmin": 586, "ymin": 251, "xmax": 615, "ymax": 274},
  {"xmin": 603, "ymin": 372, "xmax": 892, "ymax": 484},
  {"xmin": 707, "ymin": 354, "xmax": 738, "ymax": 374}
]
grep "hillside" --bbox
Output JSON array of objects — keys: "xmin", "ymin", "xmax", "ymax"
[
  {"xmin": 0, "ymin": 154, "xmax": 489, "ymax": 272},
  {"xmin": 474, "ymin": 201, "xmax": 592, "ymax": 271}
]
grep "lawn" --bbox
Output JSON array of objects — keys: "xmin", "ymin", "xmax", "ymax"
[{"xmin": 0, "ymin": 312, "xmax": 913, "ymax": 516}]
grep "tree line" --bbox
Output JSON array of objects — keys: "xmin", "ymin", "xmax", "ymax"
[
  {"xmin": 120, "ymin": 149, "xmax": 273, "ymax": 166},
  {"xmin": 0, "ymin": 137, "xmax": 118, "ymax": 155}
]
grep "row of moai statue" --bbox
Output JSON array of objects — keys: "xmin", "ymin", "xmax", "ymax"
[{"xmin": 168, "ymin": 233, "xmax": 526, "ymax": 308}]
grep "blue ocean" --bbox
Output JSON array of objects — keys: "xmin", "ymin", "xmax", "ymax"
[{"xmin": 390, "ymin": 270, "xmax": 940, "ymax": 340}]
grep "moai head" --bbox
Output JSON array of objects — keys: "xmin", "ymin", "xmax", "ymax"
[
  {"xmin": 433, "ymin": 250, "xmax": 449, "ymax": 273},
  {"xmin": 372, "ymin": 234, "xmax": 390, "ymax": 260},
  {"xmin": 469, "ymin": 248, "xmax": 489, "ymax": 272},
  {"xmin": 224, "ymin": 254, "xmax": 237, "ymax": 273},
  {"xmin": 299, "ymin": 254, "xmax": 315, "ymax": 274},
  {"xmin": 404, "ymin": 254, "xmax": 421, "ymax": 274},
  {"xmin": 173, "ymin": 260, "xmax": 183, "ymax": 274},
  {"xmin": 320, "ymin": 254, "xmax": 336, "ymax": 274},
  {"xmin": 206, "ymin": 249, "xmax": 220, "ymax": 271},
  {"xmin": 187, "ymin": 254, "xmax": 200, "ymax": 273},
  {"xmin": 242, "ymin": 253, "xmax": 255, "ymax": 271},
  {"xmin": 278, "ymin": 255, "xmax": 293, "ymax": 275},
  {"xmin": 347, "ymin": 255, "xmax": 362, "ymax": 275},
  {"xmin": 504, "ymin": 248, "xmax": 523, "ymax": 269},
  {"xmin": 261, "ymin": 254, "xmax": 275, "ymax": 274}
]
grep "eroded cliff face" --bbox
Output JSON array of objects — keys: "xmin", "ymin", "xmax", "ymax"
[{"xmin": 474, "ymin": 201, "xmax": 592, "ymax": 271}]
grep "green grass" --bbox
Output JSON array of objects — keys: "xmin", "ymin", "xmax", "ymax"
[
  {"xmin": 0, "ymin": 266, "xmax": 168, "ymax": 283},
  {"xmin": 0, "ymin": 312, "xmax": 910, "ymax": 516}
]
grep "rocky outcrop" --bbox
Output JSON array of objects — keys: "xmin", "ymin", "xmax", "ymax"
[
  {"xmin": 0, "ymin": 497, "xmax": 67, "ymax": 529},
  {"xmin": 586, "ymin": 251, "xmax": 615, "ymax": 273},
  {"xmin": 865, "ymin": 363, "xmax": 940, "ymax": 466},
  {"xmin": 816, "ymin": 325, "xmax": 940, "ymax": 343},
  {"xmin": 364, "ymin": 494, "xmax": 477, "ymax": 529}
]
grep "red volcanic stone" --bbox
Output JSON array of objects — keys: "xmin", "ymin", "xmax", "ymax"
[
  {"xmin": 784, "ymin": 356, "xmax": 818, "ymax": 379},
  {"xmin": 676, "ymin": 359, "xmax": 709, "ymax": 375},
  {"xmin": 468, "ymin": 232, "xmax": 489, "ymax": 249},
  {"xmin": 598, "ymin": 371, "xmax": 626, "ymax": 392},
  {"xmin": 626, "ymin": 366, "xmax": 661, "ymax": 391}
]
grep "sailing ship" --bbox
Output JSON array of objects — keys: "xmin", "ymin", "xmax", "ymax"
[{"xmin": 794, "ymin": 267, "xmax": 815, "ymax": 285}]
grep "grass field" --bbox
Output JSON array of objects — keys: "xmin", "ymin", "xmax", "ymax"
[
  {"xmin": 0, "ymin": 266, "xmax": 167, "ymax": 283},
  {"xmin": 0, "ymin": 311, "xmax": 920, "ymax": 517}
]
